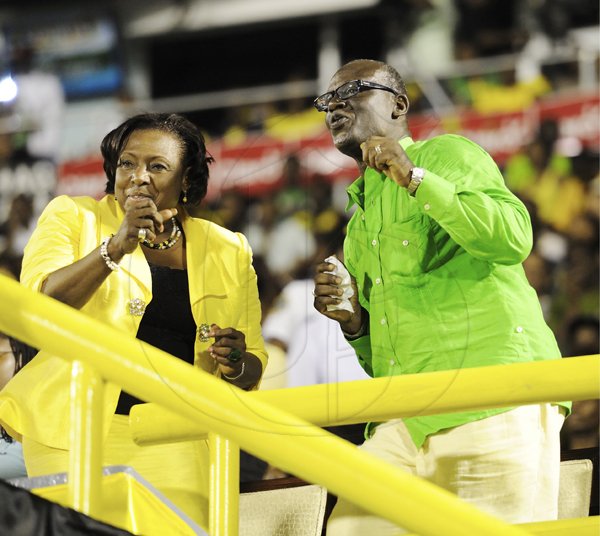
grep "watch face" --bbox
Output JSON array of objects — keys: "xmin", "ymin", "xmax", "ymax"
[
  {"xmin": 408, "ymin": 167, "xmax": 424, "ymax": 196},
  {"xmin": 411, "ymin": 167, "xmax": 425, "ymax": 180}
]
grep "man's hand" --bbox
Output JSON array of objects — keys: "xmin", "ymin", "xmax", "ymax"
[
  {"xmin": 361, "ymin": 136, "xmax": 414, "ymax": 188},
  {"xmin": 313, "ymin": 260, "xmax": 363, "ymax": 335}
]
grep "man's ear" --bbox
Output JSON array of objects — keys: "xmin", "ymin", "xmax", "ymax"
[{"xmin": 392, "ymin": 94, "xmax": 409, "ymax": 119}]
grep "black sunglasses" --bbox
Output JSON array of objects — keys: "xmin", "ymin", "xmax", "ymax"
[{"xmin": 313, "ymin": 79, "xmax": 399, "ymax": 112}]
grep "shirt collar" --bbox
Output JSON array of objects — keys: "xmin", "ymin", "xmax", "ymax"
[{"xmin": 345, "ymin": 136, "xmax": 415, "ymax": 211}]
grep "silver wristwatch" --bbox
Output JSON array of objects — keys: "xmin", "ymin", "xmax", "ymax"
[{"xmin": 407, "ymin": 167, "xmax": 425, "ymax": 196}]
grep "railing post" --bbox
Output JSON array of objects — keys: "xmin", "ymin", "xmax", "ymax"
[
  {"xmin": 68, "ymin": 359, "xmax": 104, "ymax": 517},
  {"xmin": 209, "ymin": 432, "xmax": 240, "ymax": 536}
]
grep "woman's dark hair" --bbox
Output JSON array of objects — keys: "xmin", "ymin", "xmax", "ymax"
[
  {"xmin": 1, "ymin": 337, "xmax": 38, "ymax": 442},
  {"xmin": 101, "ymin": 112, "xmax": 214, "ymax": 206}
]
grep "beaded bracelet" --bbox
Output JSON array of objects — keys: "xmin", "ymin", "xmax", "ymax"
[
  {"xmin": 222, "ymin": 361, "xmax": 245, "ymax": 381},
  {"xmin": 100, "ymin": 236, "xmax": 120, "ymax": 271}
]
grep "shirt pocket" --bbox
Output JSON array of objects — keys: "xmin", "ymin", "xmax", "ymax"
[{"xmin": 380, "ymin": 216, "xmax": 431, "ymax": 283}]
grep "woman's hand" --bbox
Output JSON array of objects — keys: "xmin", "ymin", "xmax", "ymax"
[
  {"xmin": 208, "ymin": 324, "xmax": 248, "ymax": 377},
  {"xmin": 110, "ymin": 197, "xmax": 178, "ymax": 257},
  {"xmin": 207, "ymin": 324, "xmax": 263, "ymax": 389}
]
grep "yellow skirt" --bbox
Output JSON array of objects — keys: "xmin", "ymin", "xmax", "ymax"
[{"xmin": 22, "ymin": 414, "xmax": 210, "ymax": 529}]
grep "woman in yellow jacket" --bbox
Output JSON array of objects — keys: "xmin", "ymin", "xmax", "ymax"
[{"xmin": 0, "ymin": 112, "xmax": 267, "ymax": 529}]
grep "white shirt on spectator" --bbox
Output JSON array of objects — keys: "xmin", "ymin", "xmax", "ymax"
[
  {"xmin": 263, "ymin": 216, "xmax": 316, "ymax": 279},
  {"xmin": 14, "ymin": 71, "xmax": 65, "ymax": 160},
  {"xmin": 262, "ymin": 279, "xmax": 370, "ymax": 387}
]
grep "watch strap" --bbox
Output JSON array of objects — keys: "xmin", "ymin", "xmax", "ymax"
[{"xmin": 407, "ymin": 167, "xmax": 425, "ymax": 196}]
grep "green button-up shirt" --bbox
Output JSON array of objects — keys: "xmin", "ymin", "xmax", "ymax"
[{"xmin": 344, "ymin": 134, "xmax": 566, "ymax": 447}]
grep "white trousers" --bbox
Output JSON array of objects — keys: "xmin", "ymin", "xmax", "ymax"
[{"xmin": 327, "ymin": 404, "xmax": 565, "ymax": 535}]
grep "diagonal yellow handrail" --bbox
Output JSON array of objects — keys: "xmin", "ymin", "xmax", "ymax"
[
  {"xmin": 0, "ymin": 274, "xmax": 533, "ymax": 535},
  {"xmin": 130, "ymin": 354, "xmax": 599, "ymax": 445}
]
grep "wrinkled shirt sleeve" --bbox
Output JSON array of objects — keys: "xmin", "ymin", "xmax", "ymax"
[{"xmin": 412, "ymin": 136, "xmax": 533, "ymax": 265}]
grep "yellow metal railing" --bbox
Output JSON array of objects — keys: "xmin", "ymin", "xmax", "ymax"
[
  {"xmin": 208, "ymin": 434, "xmax": 240, "ymax": 535},
  {"xmin": 130, "ymin": 354, "xmax": 599, "ymax": 444},
  {"xmin": 68, "ymin": 360, "xmax": 104, "ymax": 517},
  {"xmin": 0, "ymin": 273, "xmax": 598, "ymax": 536}
]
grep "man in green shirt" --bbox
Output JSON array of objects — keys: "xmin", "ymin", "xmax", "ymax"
[{"xmin": 313, "ymin": 59, "xmax": 567, "ymax": 534}]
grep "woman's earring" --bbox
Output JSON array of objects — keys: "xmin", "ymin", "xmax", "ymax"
[{"xmin": 182, "ymin": 190, "xmax": 188, "ymax": 204}]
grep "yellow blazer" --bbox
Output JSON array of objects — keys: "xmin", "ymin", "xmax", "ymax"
[{"xmin": 0, "ymin": 195, "xmax": 267, "ymax": 449}]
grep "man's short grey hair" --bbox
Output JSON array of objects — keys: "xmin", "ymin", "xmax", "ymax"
[{"xmin": 343, "ymin": 59, "xmax": 407, "ymax": 96}]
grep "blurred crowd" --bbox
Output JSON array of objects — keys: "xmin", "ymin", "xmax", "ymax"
[
  {"xmin": 0, "ymin": 0, "xmax": 598, "ymax": 463},
  {"xmin": 206, "ymin": 0, "xmax": 598, "ymax": 137}
]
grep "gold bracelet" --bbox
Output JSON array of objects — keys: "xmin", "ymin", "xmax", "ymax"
[{"xmin": 222, "ymin": 362, "xmax": 245, "ymax": 381}]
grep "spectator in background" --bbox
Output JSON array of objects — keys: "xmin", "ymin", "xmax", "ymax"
[
  {"xmin": 554, "ymin": 211, "xmax": 600, "ymax": 324},
  {"xmin": 0, "ymin": 269, "xmax": 38, "ymax": 481},
  {"xmin": 261, "ymin": 155, "xmax": 316, "ymax": 284},
  {"xmin": 515, "ymin": 0, "xmax": 583, "ymax": 87},
  {"xmin": 242, "ymin": 194, "xmax": 278, "ymax": 261},
  {"xmin": 0, "ymin": 334, "xmax": 38, "ymax": 480},
  {"xmin": 503, "ymin": 118, "xmax": 571, "ymax": 199},
  {"xmin": 10, "ymin": 43, "xmax": 65, "ymax": 161},
  {"xmin": 261, "ymin": 208, "xmax": 369, "ymax": 479},
  {"xmin": 237, "ymin": 254, "xmax": 286, "ymax": 481},
  {"xmin": 208, "ymin": 155, "xmax": 320, "ymax": 288},
  {"xmin": 560, "ymin": 315, "xmax": 599, "ymax": 450},
  {"xmin": 504, "ymin": 118, "xmax": 587, "ymax": 235},
  {"xmin": 0, "ymin": 108, "xmax": 57, "ymax": 257},
  {"xmin": 0, "ymin": 193, "xmax": 36, "ymax": 259},
  {"xmin": 520, "ymin": 146, "xmax": 599, "ymax": 337},
  {"xmin": 533, "ymin": 165, "xmax": 586, "ymax": 234},
  {"xmin": 543, "ymin": 153, "xmax": 600, "ymax": 331},
  {"xmin": 465, "ymin": 71, "xmax": 551, "ymax": 115},
  {"xmin": 263, "ymin": 209, "xmax": 369, "ymax": 389},
  {"xmin": 453, "ymin": 0, "xmax": 522, "ymax": 59},
  {"xmin": 206, "ymin": 189, "xmax": 249, "ymax": 233}
]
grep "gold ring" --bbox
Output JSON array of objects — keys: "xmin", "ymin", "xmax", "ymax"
[
  {"xmin": 375, "ymin": 145, "xmax": 382, "ymax": 155},
  {"xmin": 137, "ymin": 228, "xmax": 147, "ymax": 242}
]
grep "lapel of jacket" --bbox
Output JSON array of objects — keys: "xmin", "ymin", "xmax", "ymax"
[{"xmin": 182, "ymin": 214, "xmax": 229, "ymax": 309}]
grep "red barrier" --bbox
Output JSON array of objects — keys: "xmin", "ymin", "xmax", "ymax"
[{"xmin": 56, "ymin": 91, "xmax": 599, "ymax": 201}]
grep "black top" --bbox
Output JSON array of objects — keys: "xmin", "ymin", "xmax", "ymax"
[{"xmin": 115, "ymin": 263, "xmax": 197, "ymax": 415}]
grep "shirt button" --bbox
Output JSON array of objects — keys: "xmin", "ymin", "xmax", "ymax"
[
  {"xmin": 375, "ymin": 278, "xmax": 381, "ymax": 285},
  {"xmin": 424, "ymin": 203, "xmax": 431, "ymax": 210},
  {"xmin": 380, "ymin": 318, "xmax": 387, "ymax": 325},
  {"xmin": 372, "ymin": 239, "xmax": 377, "ymax": 246},
  {"xmin": 361, "ymin": 214, "xmax": 365, "ymax": 221},
  {"xmin": 389, "ymin": 359, "xmax": 394, "ymax": 365},
  {"xmin": 516, "ymin": 326, "xmax": 523, "ymax": 333},
  {"xmin": 402, "ymin": 239, "xmax": 409, "ymax": 246}
]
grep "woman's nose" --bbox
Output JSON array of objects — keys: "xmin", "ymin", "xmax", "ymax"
[{"xmin": 130, "ymin": 168, "xmax": 150, "ymax": 184}]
